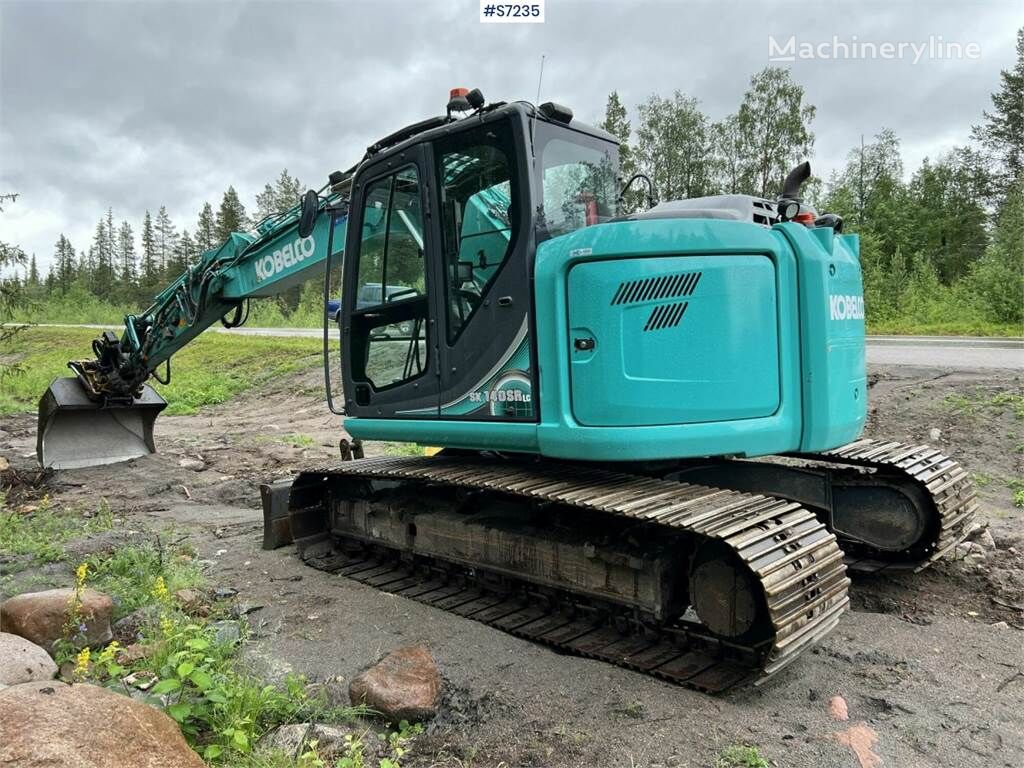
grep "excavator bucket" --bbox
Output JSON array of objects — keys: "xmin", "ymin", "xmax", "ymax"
[{"xmin": 36, "ymin": 378, "xmax": 167, "ymax": 470}]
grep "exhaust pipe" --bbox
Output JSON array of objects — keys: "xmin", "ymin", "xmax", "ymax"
[{"xmin": 37, "ymin": 378, "xmax": 167, "ymax": 470}]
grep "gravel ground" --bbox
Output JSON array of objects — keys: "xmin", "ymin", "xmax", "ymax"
[{"xmin": 1, "ymin": 363, "xmax": 1022, "ymax": 768}]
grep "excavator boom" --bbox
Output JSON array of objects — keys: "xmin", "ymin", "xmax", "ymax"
[{"xmin": 37, "ymin": 183, "xmax": 351, "ymax": 468}]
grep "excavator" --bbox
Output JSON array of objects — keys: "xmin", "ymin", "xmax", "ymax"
[{"xmin": 36, "ymin": 88, "xmax": 977, "ymax": 691}]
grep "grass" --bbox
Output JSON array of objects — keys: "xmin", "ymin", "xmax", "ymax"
[
  {"xmin": 0, "ymin": 326, "xmax": 322, "ymax": 416},
  {"xmin": 380, "ymin": 442, "xmax": 426, "ymax": 458},
  {"xmin": 715, "ymin": 745, "xmax": 769, "ymax": 768},
  {"xmin": 867, "ymin": 320, "xmax": 1021, "ymax": 337},
  {"xmin": 0, "ymin": 494, "xmax": 115, "ymax": 564},
  {"xmin": 279, "ymin": 434, "xmax": 317, "ymax": 448},
  {"xmin": 941, "ymin": 390, "xmax": 1024, "ymax": 421}
]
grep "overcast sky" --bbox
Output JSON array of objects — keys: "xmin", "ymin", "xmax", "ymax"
[{"xmin": 2, "ymin": 0, "xmax": 1021, "ymax": 271}]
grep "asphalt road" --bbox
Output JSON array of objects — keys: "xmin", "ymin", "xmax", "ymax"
[{"xmin": 29, "ymin": 324, "xmax": 1024, "ymax": 370}]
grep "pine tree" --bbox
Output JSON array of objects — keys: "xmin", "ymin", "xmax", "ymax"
[
  {"xmin": 972, "ymin": 27, "xmax": 1023, "ymax": 198},
  {"xmin": 215, "ymin": 186, "xmax": 248, "ymax": 242},
  {"xmin": 117, "ymin": 220, "xmax": 136, "ymax": 287},
  {"xmin": 53, "ymin": 234, "xmax": 75, "ymax": 293},
  {"xmin": 140, "ymin": 211, "xmax": 158, "ymax": 290},
  {"xmin": 256, "ymin": 169, "xmax": 304, "ymax": 222},
  {"xmin": 168, "ymin": 229, "xmax": 195, "ymax": 277},
  {"xmin": 196, "ymin": 202, "xmax": 216, "ymax": 253},
  {"xmin": 90, "ymin": 208, "xmax": 117, "ymax": 297},
  {"xmin": 28, "ymin": 253, "xmax": 39, "ymax": 286},
  {"xmin": 154, "ymin": 206, "xmax": 178, "ymax": 275}
]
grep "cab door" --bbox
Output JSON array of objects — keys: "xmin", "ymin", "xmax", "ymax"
[
  {"xmin": 431, "ymin": 115, "xmax": 536, "ymax": 422},
  {"xmin": 341, "ymin": 146, "xmax": 439, "ymax": 418}
]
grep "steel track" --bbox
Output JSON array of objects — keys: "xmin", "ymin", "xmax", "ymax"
[
  {"xmin": 797, "ymin": 439, "xmax": 978, "ymax": 573},
  {"xmin": 290, "ymin": 456, "xmax": 850, "ymax": 692}
]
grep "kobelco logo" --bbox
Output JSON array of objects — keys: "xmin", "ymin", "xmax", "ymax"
[
  {"xmin": 254, "ymin": 236, "xmax": 316, "ymax": 282},
  {"xmin": 829, "ymin": 293, "xmax": 865, "ymax": 321}
]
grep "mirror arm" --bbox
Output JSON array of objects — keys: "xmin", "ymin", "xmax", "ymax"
[{"xmin": 618, "ymin": 173, "xmax": 657, "ymax": 210}]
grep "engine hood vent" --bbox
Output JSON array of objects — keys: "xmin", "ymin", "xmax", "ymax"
[{"xmin": 611, "ymin": 271, "xmax": 701, "ymax": 305}]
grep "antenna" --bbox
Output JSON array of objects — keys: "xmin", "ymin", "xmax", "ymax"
[
  {"xmin": 535, "ymin": 54, "xmax": 546, "ymax": 104},
  {"xmin": 530, "ymin": 54, "xmax": 545, "ymax": 158}
]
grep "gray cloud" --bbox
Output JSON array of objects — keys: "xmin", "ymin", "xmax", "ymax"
[{"xmin": 2, "ymin": 0, "xmax": 1020, "ymax": 269}]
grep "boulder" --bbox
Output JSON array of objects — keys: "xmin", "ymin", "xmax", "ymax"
[
  {"xmin": 0, "ymin": 588, "xmax": 113, "ymax": 652},
  {"xmin": 349, "ymin": 645, "xmax": 441, "ymax": 722},
  {"xmin": 0, "ymin": 681, "xmax": 205, "ymax": 767},
  {"xmin": 0, "ymin": 633, "xmax": 57, "ymax": 687}
]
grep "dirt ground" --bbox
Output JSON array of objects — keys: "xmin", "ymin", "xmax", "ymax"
[{"xmin": 1, "ymin": 363, "xmax": 1022, "ymax": 768}]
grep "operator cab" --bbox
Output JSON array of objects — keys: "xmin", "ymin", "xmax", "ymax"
[{"xmin": 336, "ymin": 94, "xmax": 619, "ymax": 422}]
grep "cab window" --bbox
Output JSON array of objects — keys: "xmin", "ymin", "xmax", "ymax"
[
  {"xmin": 539, "ymin": 130, "xmax": 618, "ymax": 240},
  {"xmin": 436, "ymin": 120, "xmax": 519, "ymax": 342},
  {"xmin": 351, "ymin": 165, "xmax": 429, "ymax": 391}
]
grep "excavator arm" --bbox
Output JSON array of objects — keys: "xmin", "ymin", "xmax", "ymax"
[{"xmin": 37, "ymin": 185, "xmax": 350, "ymax": 469}]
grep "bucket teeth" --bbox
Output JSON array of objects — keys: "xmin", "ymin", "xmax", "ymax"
[{"xmin": 36, "ymin": 377, "xmax": 167, "ymax": 470}]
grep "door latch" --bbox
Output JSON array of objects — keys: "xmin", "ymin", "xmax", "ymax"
[{"xmin": 573, "ymin": 337, "xmax": 595, "ymax": 351}]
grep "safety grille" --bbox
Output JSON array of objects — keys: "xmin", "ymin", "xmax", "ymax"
[
  {"xmin": 644, "ymin": 301, "xmax": 688, "ymax": 332},
  {"xmin": 611, "ymin": 271, "xmax": 702, "ymax": 305}
]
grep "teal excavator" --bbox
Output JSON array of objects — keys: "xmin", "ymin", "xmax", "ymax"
[{"xmin": 37, "ymin": 88, "xmax": 977, "ymax": 691}]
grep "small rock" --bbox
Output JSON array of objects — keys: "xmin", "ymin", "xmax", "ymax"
[
  {"xmin": 229, "ymin": 602, "xmax": 263, "ymax": 618},
  {"xmin": 0, "ymin": 633, "xmax": 57, "ymax": 686},
  {"xmin": 828, "ymin": 695, "xmax": 849, "ymax": 721},
  {"xmin": 953, "ymin": 541, "xmax": 987, "ymax": 563},
  {"xmin": 173, "ymin": 588, "xmax": 203, "ymax": 610},
  {"xmin": 929, "ymin": 428, "xmax": 941, "ymax": 442},
  {"xmin": 116, "ymin": 643, "xmax": 164, "ymax": 665},
  {"xmin": 210, "ymin": 620, "xmax": 242, "ymax": 645},
  {"xmin": 0, "ymin": 456, "xmax": 9, "ymax": 471},
  {"xmin": 991, "ymin": 621, "xmax": 1009, "ymax": 630},
  {"xmin": 213, "ymin": 587, "xmax": 238, "ymax": 599},
  {"xmin": 122, "ymin": 670, "xmax": 157, "ymax": 690},
  {"xmin": 349, "ymin": 645, "xmax": 441, "ymax": 722},
  {"xmin": 975, "ymin": 528, "xmax": 997, "ymax": 552},
  {"xmin": 0, "ymin": 681, "xmax": 205, "ymax": 767},
  {"xmin": 259, "ymin": 722, "xmax": 377, "ymax": 761},
  {"xmin": 112, "ymin": 605, "xmax": 161, "ymax": 644},
  {"xmin": 178, "ymin": 458, "xmax": 206, "ymax": 471},
  {"xmin": 0, "ymin": 588, "xmax": 113, "ymax": 653}
]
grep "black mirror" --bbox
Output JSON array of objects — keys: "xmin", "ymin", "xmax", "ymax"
[{"xmin": 298, "ymin": 189, "xmax": 319, "ymax": 239}]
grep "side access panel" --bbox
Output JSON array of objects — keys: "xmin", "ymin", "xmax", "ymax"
[{"xmin": 567, "ymin": 255, "xmax": 780, "ymax": 427}]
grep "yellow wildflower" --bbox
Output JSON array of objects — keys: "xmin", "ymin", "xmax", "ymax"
[
  {"xmin": 74, "ymin": 647, "xmax": 91, "ymax": 679},
  {"xmin": 97, "ymin": 640, "xmax": 120, "ymax": 665},
  {"xmin": 152, "ymin": 575, "xmax": 169, "ymax": 601},
  {"xmin": 75, "ymin": 562, "xmax": 88, "ymax": 588}
]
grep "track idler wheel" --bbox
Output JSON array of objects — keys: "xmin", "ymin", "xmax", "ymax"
[{"xmin": 689, "ymin": 542, "xmax": 770, "ymax": 642}]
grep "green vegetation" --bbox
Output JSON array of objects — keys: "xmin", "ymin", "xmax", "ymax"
[
  {"xmin": 715, "ymin": 745, "xmax": 769, "ymax": 768},
  {"xmin": 379, "ymin": 442, "xmax": 426, "ymax": 458},
  {"xmin": 1008, "ymin": 478, "xmax": 1024, "ymax": 509},
  {"xmin": 0, "ymin": 326, "xmax": 322, "ymax": 416},
  {"xmin": 2, "ymin": 498, "xmax": 418, "ymax": 767},
  {"xmin": 0, "ymin": 495, "xmax": 114, "ymax": 564},
  {"xmin": 942, "ymin": 390, "xmax": 1024, "ymax": 421},
  {"xmin": 279, "ymin": 434, "xmax": 317, "ymax": 448}
]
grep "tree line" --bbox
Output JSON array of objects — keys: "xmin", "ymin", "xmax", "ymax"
[
  {"xmin": 599, "ymin": 31, "xmax": 1023, "ymax": 328},
  {"xmin": 4, "ymin": 30, "xmax": 1022, "ymax": 331},
  {"xmin": 15, "ymin": 170, "xmax": 302, "ymax": 309}
]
